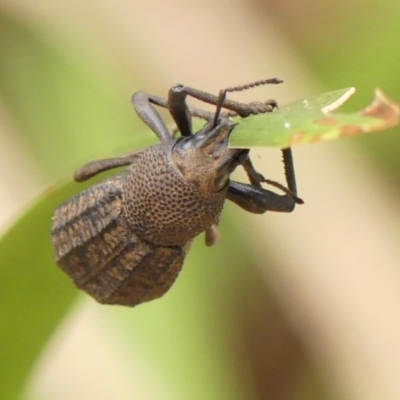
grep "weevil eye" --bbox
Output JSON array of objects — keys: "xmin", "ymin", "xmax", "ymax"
[{"xmin": 176, "ymin": 136, "xmax": 192, "ymax": 151}]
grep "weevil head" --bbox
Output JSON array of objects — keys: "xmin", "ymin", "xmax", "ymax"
[{"xmin": 171, "ymin": 117, "xmax": 248, "ymax": 193}]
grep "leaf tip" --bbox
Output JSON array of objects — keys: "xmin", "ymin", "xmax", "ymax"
[
  {"xmin": 361, "ymin": 89, "xmax": 400, "ymax": 129},
  {"xmin": 321, "ymin": 87, "xmax": 356, "ymax": 114}
]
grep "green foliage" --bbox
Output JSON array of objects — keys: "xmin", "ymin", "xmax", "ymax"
[
  {"xmin": 230, "ymin": 88, "xmax": 400, "ymax": 148},
  {"xmin": 3, "ymin": 85, "xmax": 398, "ymax": 399},
  {"xmin": 279, "ymin": 0, "xmax": 400, "ymax": 179},
  {"xmin": 0, "ymin": 183, "xmax": 79, "ymax": 400},
  {"xmin": 0, "ymin": 13, "xmax": 146, "ymax": 399},
  {"xmin": 0, "ymin": 12, "xmax": 266, "ymax": 400},
  {"xmin": 0, "ymin": 14, "xmax": 152, "ymax": 182},
  {"xmin": 0, "ymin": 176, "xmax": 266, "ymax": 400},
  {"xmin": 1, "ymin": 2, "xmax": 400, "ymax": 399}
]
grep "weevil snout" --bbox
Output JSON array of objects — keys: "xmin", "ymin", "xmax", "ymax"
[{"xmin": 172, "ymin": 119, "xmax": 244, "ymax": 192}]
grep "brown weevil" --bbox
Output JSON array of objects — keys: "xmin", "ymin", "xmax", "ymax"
[{"xmin": 51, "ymin": 78, "xmax": 303, "ymax": 307}]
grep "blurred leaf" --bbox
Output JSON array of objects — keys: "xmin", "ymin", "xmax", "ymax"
[
  {"xmin": 0, "ymin": 173, "xmax": 268, "ymax": 400},
  {"xmin": 2, "ymin": 12, "xmax": 380, "ymax": 400},
  {"xmin": 0, "ymin": 14, "xmax": 151, "ymax": 182},
  {"xmin": 1, "ymin": 172, "xmax": 142, "ymax": 399},
  {"xmin": 104, "ymin": 216, "xmax": 265, "ymax": 400},
  {"xmin": 0, "ymin": 12, "xmax": 147, "ymax": 400},
  {"xmin": 230, "ymin": 88, "xmax": 400, "ymax": 148},
  {"xmin": 269, "ymin": 0, "xmax": 400, "ymax": 182},
  {"xmin": 0, "ymin": 181, "xmax": 82, "ymax": 400}
]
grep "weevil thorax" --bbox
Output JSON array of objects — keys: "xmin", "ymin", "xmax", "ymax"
[{"xmin": 122, "ymin": 118, "xmax": 244, "ymax": 247}]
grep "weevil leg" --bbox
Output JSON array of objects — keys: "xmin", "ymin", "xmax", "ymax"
[
  {"xmin": 264, "ymin": 99, "xmax": 279, "ymax": 109},
  {"xmin": 205, "ymin": 224, "xmax": 220, "ymax": 247},
  {"xmin": 168, "ymin": 85, "xmax": 231, "ymax": 136},
  {"xmin": 133, "ymin": 79, "xmax": 281, "ymax": 140},
  {"xmin": 136, "ymin": 91, "xmax": 214, "ymax": 121},
  {"xmin": 179, "ymin": 78, "xmax": 282, "ymax": 117},
  {"xmin": 131, "ymin": 92, "xmax": 173, "ymax": 146},
  {"xmin": 172, "ymin": 86, "xmax": 271, "ymax": 118},
  {"xmin": 227, "ymin": 181, "xmax": 298, "ymax": 214},
  {"xmin": 241, "ymin": 157, "xmax": 264, "ymax": 188},
  {"xmin": 281, "ymin": 148, "xmax": 298, "ymax": 196},
  {"xmin": 74, "ymin": 152, "xmax": 141, "ymax": 182},
  {"xmin": 225, "ymin": 99, "xmax": 278, "ymax": 118},
  {"xmin": 167, "ymin": 85, "xmax": 193, "ymax": 137},
  {"xmin": 133, "ymin": 90, "xmax": 215, "ymax": 138},
  {"xmin": 186, "ymin": 107, "xmax": 217, "ymax": 122},
  {"xmin": 229, "ymin": 147, "xmax": 304, "ymax": 213},
  {"xmin": 241, "ymin": 148, "xmax": 301, "ymax": 196}
]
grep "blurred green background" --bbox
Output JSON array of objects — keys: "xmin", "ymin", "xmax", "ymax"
[{"xmin": 1, "ymin": 1, "xmax": 400, "ymax": 399}]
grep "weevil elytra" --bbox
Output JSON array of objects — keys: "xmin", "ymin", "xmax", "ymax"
[{"xmin": 51, "ymin": 78, "xmax": 303, "ymax": 307}]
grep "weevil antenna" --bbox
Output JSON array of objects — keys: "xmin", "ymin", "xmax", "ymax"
[
  {"xmin": 225, "ymin": 77, "xmax": 283, "ymax": 93},
  {"xmin": 212, "ymin": 78, "xmax": 283, "ymax": 124},
  {"xmin": 212, "ymin": 90, "xmax": 227, "ymax": 127}
]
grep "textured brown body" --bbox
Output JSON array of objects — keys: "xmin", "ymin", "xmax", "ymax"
[
  {"xmin": 123, "ymin": 144, "xmax": 227, "ymax": 246},
  {"xmin": 51, "ymin": 80, "xmax": 300, "ymax": 307},
  {"xmin": 51, "ymin": 144, "xmax": 227, "ymax": 306}
]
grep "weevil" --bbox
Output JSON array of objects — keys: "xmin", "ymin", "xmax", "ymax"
[{"xmin": 51, "ymin": 78, "xmax": 303, "ymax": 307}]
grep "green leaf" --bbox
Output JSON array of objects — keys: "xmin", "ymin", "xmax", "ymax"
[
  {"xmin": 229, "ymin": 88, "xmax": 400, "ymax": 148},
  {"xmin": 0, "ymin": 14, "xmax": 149, "ymax": 182},
  {"xmin": 0, "ymin": 181, "xmax": 81, "ymax": 400},
  {"xmin": 0, "ymin": 13, "xmax": 145, "ymax": 399}
]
